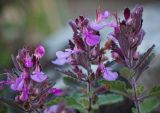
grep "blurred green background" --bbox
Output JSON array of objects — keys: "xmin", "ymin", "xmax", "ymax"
[{"xmin": 0, "ymin": 0, "xmax": 160, "ymax": 113}]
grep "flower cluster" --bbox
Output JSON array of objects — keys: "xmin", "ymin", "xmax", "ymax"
[
  {"xmin": 0, "ymin": 5, "xmax": 156, "ymax": 113},
  {"xmin": 105, "ymin": 5, "xmax": 155, "ymax": 113},
  {"xmin": 108, "ymin": 5, "xmax": 155, "ymax": 69},
  {"xmin": 52, "ymin": 11, "xmax": 119, "ymax": 113},
  {"xmin": 53, "ymin": 14, "xmax": 118, "ymax": 81},
  {"xmin": 0, "ymin": 45, "xmax": 62, "ymax": 112}
]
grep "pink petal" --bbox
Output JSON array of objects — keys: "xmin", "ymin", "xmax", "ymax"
[
  {"xmin": 90, "ymin": 22, "xmax": 105, "ymax": 31},
  {"xmin": 56, "ymin": 51, "xmax": 71, "ymax": 58},
  {"xmin": 48, "ymin": 88, "xmax": 63, "ymax": 96},
  {"xmin": 19, "ymin": 87, "xmax": 29, "ymax": 101},
  {"xmin": 103, "ymin": 68, "xmax": 118, "ymax": 81},
  {"xmin": 102, "ymin": 10, "xmax": 110, "ymax": 19},
  {"xmin": 31, "ymin": 71, "xmax": 47, "ymax": 82},
  {"xmin": 44, "ymin": 105, "xmax": 59, "ymax": 113},
  {"xmin": 11, "ymin": 77, "xmax": 24, "ymax": 91},
  {"xmin": 35, "ymin": 45, "xmax": 45, "ymax": 58},
  {"xmin": 25, "ymin": 57, "xmax": 33, "ymax": 68},
  {"xmin": 52, "ymin": 58, "xmax": 67, "ymax": 65},
  {"xmin": 106, "ymin": 22, "xmax": 117, "ymax": 28},
  {"xmin": 85, "ymin": 33, "xmax": 100, "ymax": 46}
]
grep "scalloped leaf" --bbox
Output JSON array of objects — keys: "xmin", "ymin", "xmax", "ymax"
[
  {"xmin": 148, "ymin": 85, "xmax": 160, "ymax": 97},
  {"xmin": 65, "ymin": 96, "xmax": 86, "ymax": 113},
  {"xmin": 79, "ymin": 97, "xmax": 89, "ymax": 109},
  {"xmin": 63, "ymin": 76, "xmax": 85, "ymax": 87},
  {"xmin": 96, "ymin": 94, "xmax": 123, "ymax": 106},
  {"xmin": 136, "ymin": 85, "xmax": 145, "ymax": 96},
  {"xmin": 120, "ymin": 67, "xmax": 135, "ymax": 80},
  {"xmin": 47, "ymin": 97, "xmax": 63, "ymax": 106},
  {"xmin": 99, "ymin": 80, "xmax": 129, "ymax": 97}
]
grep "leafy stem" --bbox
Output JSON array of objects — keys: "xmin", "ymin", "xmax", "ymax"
[
  {"xmin": 87, "ymin": 80, "xmax": 92, "ymax": 113},
  {"xmin": 132, "ymin": 78, "xmax": 141, "ymax": 113},
  {"xmin": 86, "ymin": 45, "xmax": 93, "ymax": 113}
]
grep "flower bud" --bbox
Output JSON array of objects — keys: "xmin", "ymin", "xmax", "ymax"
[
  {"xmin": 34, "ymin": 45, "xmax": 45, "ymax": 59},
  {"xmin": 133, "ymin": 52, "xmax": 139, "ymax": 60}
]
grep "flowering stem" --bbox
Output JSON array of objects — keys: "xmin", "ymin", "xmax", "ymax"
[
  {"xmin": 87, "ymin": 80, "xmax": 92, "ymax": 113},
  {"xmin": 132, "ymin": 79, "xmax": 141, "ymax": 113},
  {"xmin": 86, "ymin": 46, "xmax": 92, "ymax": 113},
  {"xmin": 129, "ymin": 48, "xmax": 141, "ymax": 113},
  {"xmin": 86, "ymin": 64, "xmax": 92, "ymax": 113}
]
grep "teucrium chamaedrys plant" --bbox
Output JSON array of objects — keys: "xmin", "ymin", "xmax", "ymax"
[
  {"xmin": 100, "ymin": 5, "xmax": 160, "ymax": 113},
  {"xmin": 0, "ymin": 5, "xmax": 159, "ymax": 113},
  {"xmin": 0, "ymin": 45, "xmax": 63, "ymax": 113},
  {"xmin": 52, "ymin": 5, "xmax": 160, "ymax": 113},
  {"xmin": 52, "ymin": 9, "xmax": 120, "ymax": 113}
]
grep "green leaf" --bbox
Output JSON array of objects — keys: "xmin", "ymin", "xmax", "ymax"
[
  {"xmin": 99, "ymin": 80, "xmax": 129, "ymax": 98},
  {"xmin": 148, "ymin": 86, "xmax": 160, "ymax": 97},
  {"xmin": 65, "ymin": 96, "xmax": 87, "ymax": 113},
  {"xmin": 47, "ymin": 97, "xmax": 63, "ymax": 106},
  {"xmin": 95, "ymin": 94, "xmax": 123, "ymax": 106},
  {"xmin": 132, "ymin": 97, "xmax": 160, "ymax": 113},
  {"xmin": 79, "ymin": 97, "xmax": 89, "ymax": 109},
  {"xmin": 48, "ymin": 95, "xmax": 87, "ymax": 113},
  {"xmin": 136, "ymin": 85, "xmax": 145, "ymax": 96},
  {"xmin": 65, "ymin": 97, "xmax": 83, "ymax": 109},
  {"xmin": 120, "ymin": 67, "xmax": 135, "ymax": 80},
  {"xmin": 63, "ymin": 76, "xmax": 85, "ymax": 87}
]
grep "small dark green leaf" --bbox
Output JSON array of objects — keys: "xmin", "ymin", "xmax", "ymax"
[
  {"xmin": 99, "ymin": 80, "xmax": 129, "ymax": 98},
  {"xmin": 65, "ymin": 96, "xmax": 87, "ymax": 112},
  {"xmin": 63, "ymin": 76, "xmax": 85, "ymax": 87},
  {"xmin": 136, "ymin": 85, "xmax": 145, "ymax": 96},
  {"xmin": 47, "ymin": 97, "xmax": 63, "ymax": 106},
  {"xmin": 148, "ymin": 86, "xmax": 160, "ymax": 98},
  {"xmin": 79, "ymin": 97, "xmax": 89, "ymax": 109},
  {"xmin": 96, "ymin": 94, "xmax": 123, "ymax": 106},
  {"xmin": 120, "ymin": 67, "xmax": 135, "ymax": 80}
]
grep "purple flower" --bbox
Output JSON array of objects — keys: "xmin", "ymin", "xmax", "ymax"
[
  {"xmin": 16, "ymin": 47, "xmax": 34, "ymax": 68},
  {"xmin": 44, "ymin": 105, "xmax": 59, "ymax": 113},
  {"xmin": 44, "ymin": 103, "xmax": 67, "ymax": 113},
  {"xmin": 90, "ymin": 10, "xmax": 112, "ymax": 31},
  {"xmin": 24, "ymin": 51, "xmax": 33, "ymax": 68},
  {"xmin": 52, "ymin": 49, "xmax": 75, "ymax": 65},
  {"xmin": 11, "ymin": 76, "xmax": 24, "ymax": 91},
  {"xmin": 85, "ymin": 32, "xmax": 100, "ymax": 46},
  {"xmin": 10, "ymin": 72, "xmax": 27, "ymax": 91},
  {"xmin": 24, "ymin": 56, "xmax": 33, "ymax": 68},
  {"xmin": 109, "ymin": 5, "xmax": 147, "ymax": 67},
  {"xmin": 103, "ymin": 68, "xmax": 118, "ymax": 81},
  {"xmin": 34, "ymin": 45, "xmax": 45, "ymax": 58},
  {"xmin": 19, "ymin": 86, "xmax": 29, "ymax": 101},
  {"xmin": 100, "ymin": 63, "xmax": 118, "ymax": 81},
  {"xmin": 90, "ymin": 21, "xmax": 117, "ymax": 31},
  {"xmin": 31, "ymin": 71, "xmax": 47, "ymax": 83},
  {"xmin": 96, "ymin": 10, "xmax": 110, "ymax": 22},
  {"xmin": 48, "ymin": 88, "xmax": 63, "ymax": 96},
  {"xmin": 31, "ymin": 66, "xmax": 47, "ymax": 82}
]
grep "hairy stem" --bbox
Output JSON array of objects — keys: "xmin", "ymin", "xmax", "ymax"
[
  {"xmin": 86, "ymin": 45, "xmax": 93, "ymax": 113},
  {"xmin": 129, "ymin": 47, "xmax": 141, "ymax": 113},
  {"xmin": 132, "ymin": 79, "xmax": 141, "ymax": 113},
  {"xmin": 87, "ymin": 80, "xmax": 92, "ymax": 113}
]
